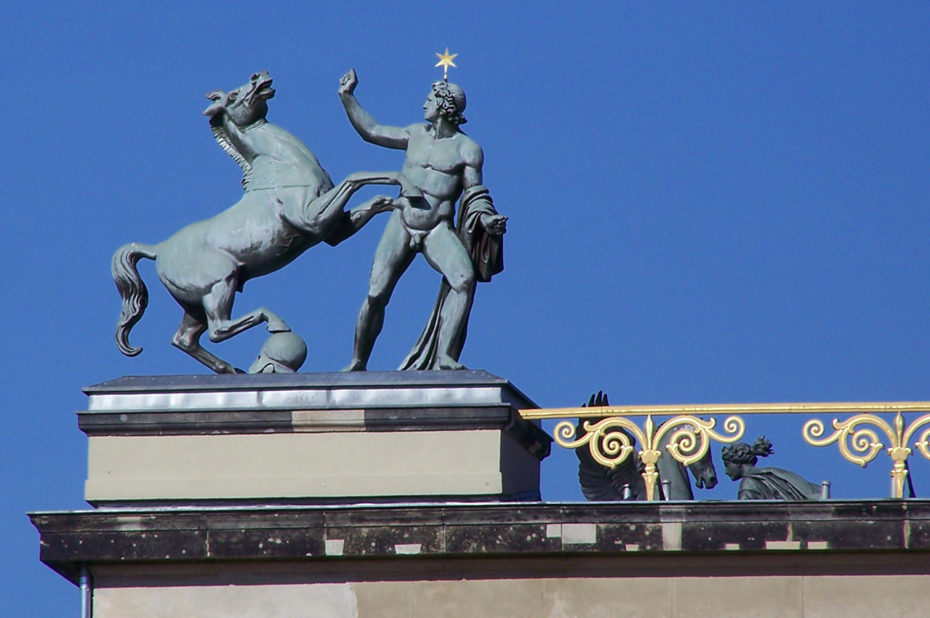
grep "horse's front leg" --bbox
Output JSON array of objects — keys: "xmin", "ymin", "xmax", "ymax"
[
  {"xmin": 302, "ymin": 172, "xmax": 414, "ymax": 228},
  {"xmin": 342, "ymin": 171, "xmax": 421, "ymax": 198},
  {"xmin": 302, "ymin": 171, "xmax": 408, "ymax": 242}
]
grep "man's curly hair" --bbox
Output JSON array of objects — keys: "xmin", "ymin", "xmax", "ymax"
[
  {"xmin": 722, "ymin": 435, "xmax": 774, "ymax": 465},
  {"xmin": 431, "ymin": 81, "xmax": 467, "ymax": 126}
]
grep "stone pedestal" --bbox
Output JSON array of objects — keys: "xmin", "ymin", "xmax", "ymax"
[{"xmin": 79, "ymin": 371, "xmax": 550, "ymax": 504}]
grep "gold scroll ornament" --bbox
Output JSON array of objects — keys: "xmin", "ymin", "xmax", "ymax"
[
  {"xmin": 803, "ymin": 410, "xmax": 930, "ymax": 499},
  {"xmin": 552, "ymin": 413, "xmax": 745, "ymax": 501}
]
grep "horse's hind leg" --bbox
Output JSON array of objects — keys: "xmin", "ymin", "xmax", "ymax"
[
  {"xmin": 171, "ymin": 308, "xmax": 239, "ymax": 374},
  {"xmin": 202, "ymin": 278, "xmax": 289, "ymax": 343}
]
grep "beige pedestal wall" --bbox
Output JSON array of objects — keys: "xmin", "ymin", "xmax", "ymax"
[{"xmin": 86, "ymin": 429, "xmax": 539, "ymax": 501}]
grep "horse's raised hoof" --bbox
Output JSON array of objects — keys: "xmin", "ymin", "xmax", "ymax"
[{"xmin": 266, "ymin": 317, "xmax": 291, "ymax": 333}]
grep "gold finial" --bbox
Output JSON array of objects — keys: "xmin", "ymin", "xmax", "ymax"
[{"xmin": 434, "ymin": 48, "xmax": 458, "ymax": 81}]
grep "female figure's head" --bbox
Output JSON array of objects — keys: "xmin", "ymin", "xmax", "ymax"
[{"xmin": 721, "ymin": 435, "xmax": 774, "ymax": 480}]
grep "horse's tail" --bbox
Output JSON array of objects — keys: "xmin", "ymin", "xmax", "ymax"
[{"xmin": 112, "ymin": 242, "xmax": 158, "ymax": 356}]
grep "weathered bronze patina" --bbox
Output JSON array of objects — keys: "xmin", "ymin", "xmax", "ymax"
[
  {"xmin": 112, "ymin": 72, "xmax": 410, "ymax": 373},
  {"xmin": 723, "ymin": 436, "xmax": 823, "ymax": 500},
  {"xmin": 338, "ymin": 69, "xmax": 507, "ymax": 371}
]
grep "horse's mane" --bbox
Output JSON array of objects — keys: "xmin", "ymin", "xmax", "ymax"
[{"xmin": 210, "ymin": 123, "xmax": 253, "ymax": 190}]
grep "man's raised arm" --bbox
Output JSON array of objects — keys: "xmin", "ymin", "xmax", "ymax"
[{"xmin": 338, "ymin": 69, "xmax": 408, "ymax": 149}]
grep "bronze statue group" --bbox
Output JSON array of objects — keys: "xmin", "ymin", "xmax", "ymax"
[{"xmin": 113, "ymin": 67, "xmax": 505, "ymax": 375}]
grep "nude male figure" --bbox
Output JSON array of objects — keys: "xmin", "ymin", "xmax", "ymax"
[{"xmin": 338, "ymin": 69, "xmax": 506, "ymax": 371}]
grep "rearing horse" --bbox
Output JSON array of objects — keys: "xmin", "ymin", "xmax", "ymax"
[{"xmin": 113, "ymin": 71, "xmax": 411, "ymax": 373}]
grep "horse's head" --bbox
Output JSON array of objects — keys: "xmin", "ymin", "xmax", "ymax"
[
  {"xmin": 689, "ymin": 449, "xmax": 718, "ymax": 489},
  {"xmin": 203, "ymin": 71, "xmax": 275, "ymax": 126}
]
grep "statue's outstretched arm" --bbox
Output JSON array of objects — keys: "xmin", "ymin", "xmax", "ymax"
[{"xmin": 338, "ymin": 69, "xmax": 408, "ymax": 149}]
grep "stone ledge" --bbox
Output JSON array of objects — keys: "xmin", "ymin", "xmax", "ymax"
[
  {"xmin": 77, "ymin": 372, "xmax": 551, "ymax": 463},
  {"xmin": 78, "ymin": 406, "xmax": 538, "ymax": 436},
  {"xmin": 82, "ymin": 370, "xmax": 536, "ymax": 412},
  {"xmin": 84, "ymin": 370, "xmax": 533, "ymax": 393},
  {"xmin": 31, "ymin": 500, "xmax": 930, "ymax": 584}
]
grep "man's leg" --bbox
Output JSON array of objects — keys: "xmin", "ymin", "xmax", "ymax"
[
  {"xmin": 344, "ymin": 212, "xmax": 414, "ymax": 371},
  {"xmin": 422, "ymin": 225, "xmax": 476, "ymax": 370}
]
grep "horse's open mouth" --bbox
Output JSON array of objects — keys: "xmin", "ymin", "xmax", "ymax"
[{"xmin": 255, "ymin": 79, "xmax": 275, "ymax": 99}]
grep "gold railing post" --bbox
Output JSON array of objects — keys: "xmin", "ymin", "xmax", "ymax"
[{"xmin": 640, "ymin": 416, "xmax": 661, "ymax": 501}]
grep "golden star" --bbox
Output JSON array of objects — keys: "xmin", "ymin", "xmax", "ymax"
[{"xmin": 434, "ymin": 48, "xmax": 458, "ymax": 80}]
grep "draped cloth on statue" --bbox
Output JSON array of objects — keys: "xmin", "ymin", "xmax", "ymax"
[
  {"xmin": 399, "ymin": 185, "xmax": 503, "ymax": 370},
  {"xmin": 737, "ymin": 468, "xmax": 822, "ymax": 500}
]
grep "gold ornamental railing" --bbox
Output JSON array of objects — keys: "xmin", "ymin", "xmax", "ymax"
[{"xmin": 518, "ymin": 402, "xmax": 930, "ymax": 500}]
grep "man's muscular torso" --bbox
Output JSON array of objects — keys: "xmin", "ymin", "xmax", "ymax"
[{"xmin": 397, "ymin": 124, "xmax": 481, "ymax": 231}]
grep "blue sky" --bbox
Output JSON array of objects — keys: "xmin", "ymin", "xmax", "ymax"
[{"xmin": 3, "ymin": 2, "xmax": 930, "ymax": 615}]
